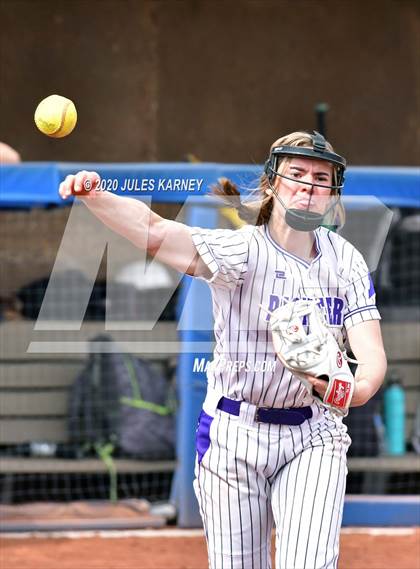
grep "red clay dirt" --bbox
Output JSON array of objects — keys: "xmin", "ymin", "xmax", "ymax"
[{"xmin": 1, "ymin": 529, "xmax": 419, "ymax": 569}]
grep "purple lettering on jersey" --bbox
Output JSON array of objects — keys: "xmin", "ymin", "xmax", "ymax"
[
  {"xmin": 275, "ymin": 270, "xmax": 286, "ymax": 279},
  {"xmin": 332, "ymin": 298, "xmax": 344, "ymax": 325},
  {"xmin": 265, "ymin": 295, "xmax": 344, "ymax": 326},
  {"xmin": 325, "ymin": 297, "xmax": 333, "ymax": 324},
  {"xmin": 266, "ymin": 294, "xmax": 280, "ymax": 320},
  {"xmin": 368, "ymin": 273, "xmax": 375, "ymax": 298}
]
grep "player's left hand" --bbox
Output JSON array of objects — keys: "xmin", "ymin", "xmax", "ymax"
[
  {"xmin": 299, "ymin": 373, "xmax": 329, "ymax": 399},
  {"xmin": 302, "ymin": 373, "xmax": 372, "ymax": 407}
]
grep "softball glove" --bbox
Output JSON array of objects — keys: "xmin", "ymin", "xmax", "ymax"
[{"xmin": 266, "ymin": 299, "xmax": 355, "ymax": 416}]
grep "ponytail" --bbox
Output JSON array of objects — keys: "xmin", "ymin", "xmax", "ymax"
[{"xmin": 211, "ymin": 177, "xmax": 273, "ymax": 226}]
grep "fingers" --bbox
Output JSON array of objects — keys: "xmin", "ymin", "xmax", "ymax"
[
  {"xmin": 59, "ymin": 175, "xmax": 75, "ymax": 199},
  {"xmin": 74, "ymin": 171, "xmax": 88, "ymax": 194},
  {"xmin": 58, "ymin": 171, "xmax": 101, "ymax": 200},
  {"xmin": 73, "ymin": 170, "xmax": 98, "ymax": 195},
  {"xmin": 300, "ymin": 372, "xmax": 328, "ymax": 394},
  {"xmin": 85, "ymin": 172, "xmax": 100, "ymax": 193}
]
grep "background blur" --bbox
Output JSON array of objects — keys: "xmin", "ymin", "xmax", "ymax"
[{"xmin": 1, "ymin": 0, "xmax": 419, "ymax": 164}]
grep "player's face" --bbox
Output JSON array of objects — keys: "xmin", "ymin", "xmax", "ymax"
[{"xmin": 273, "ymin": 157, "xmax": 334, "ymax": 214}]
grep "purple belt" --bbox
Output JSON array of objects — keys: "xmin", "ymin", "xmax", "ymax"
[{"xmin": 217, "ymin": 397, "xmax": 313, "ymax": 426}]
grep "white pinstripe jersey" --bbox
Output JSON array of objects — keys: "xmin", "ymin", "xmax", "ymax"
[{"xmin": 190, "ymin": 223, "xmax": 381, "ymax": 409}]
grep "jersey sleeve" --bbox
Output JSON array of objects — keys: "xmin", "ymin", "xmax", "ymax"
[
  {"xmin": 343, "ymin": 246, "xmax": 381, "ymax": 330},
  {"xmin": 189, "ymin": 226, "xmax": 250, "ymax": 289}
]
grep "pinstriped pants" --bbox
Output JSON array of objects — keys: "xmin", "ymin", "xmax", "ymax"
[{"xmin": 193, "ymin": 401, "xmax": 350, "ymax": 569}]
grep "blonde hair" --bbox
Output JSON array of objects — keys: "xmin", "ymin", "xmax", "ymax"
[{"xmin": 212, "ymin": 131, "xmax": 345, "ymax": 228}]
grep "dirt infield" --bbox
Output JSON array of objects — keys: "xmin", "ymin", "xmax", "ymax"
[{"xmin": 1, "ymin": 528, "xmax": 419, "ymax": 569}]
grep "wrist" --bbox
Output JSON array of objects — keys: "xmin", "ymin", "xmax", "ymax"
[
  {"xmin": 76, "ymin": 188, "xmax": 110, "ymax": 207},
  {"xmin": 350, "ymin": 379, "xmax": 372, "ymax": 407}
]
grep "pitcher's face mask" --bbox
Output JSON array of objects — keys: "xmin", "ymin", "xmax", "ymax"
[{"xmin": 264, "ymin": 131, "xmax": 346, "ymax": 231}]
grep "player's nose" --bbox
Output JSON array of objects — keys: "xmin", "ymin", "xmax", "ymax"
[{"xmin": 298, "ymin": 176, "xmax": 316, "ymax": 191}]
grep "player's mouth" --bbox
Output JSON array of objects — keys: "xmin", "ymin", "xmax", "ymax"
[{"xmin": 294, "ymin": 200, "xmax": 313, "ymax": 209}]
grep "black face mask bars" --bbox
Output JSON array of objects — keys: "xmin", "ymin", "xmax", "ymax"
[{"xmin": 264, "ymin": 131, "xmax": 346, "ymax": 231}]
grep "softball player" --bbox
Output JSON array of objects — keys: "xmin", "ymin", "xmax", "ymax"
[{"xmin": 59, "ymin": 130, "xmax": 387, "ymax": 568}]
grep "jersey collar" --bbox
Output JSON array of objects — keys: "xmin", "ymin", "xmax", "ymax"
[{"xmin": 263, "ymin": 224, "xmax": 322, "ymax": 268}]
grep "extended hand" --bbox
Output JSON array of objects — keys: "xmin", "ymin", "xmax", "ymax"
[{"xmin": 59, "ymin": 170, "xmax": 101, "ymax": 200}]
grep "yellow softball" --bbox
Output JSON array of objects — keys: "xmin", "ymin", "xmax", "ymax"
[{"xmin": 34, "ymin": 94, "xmax": 77, "ymax": 138}]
